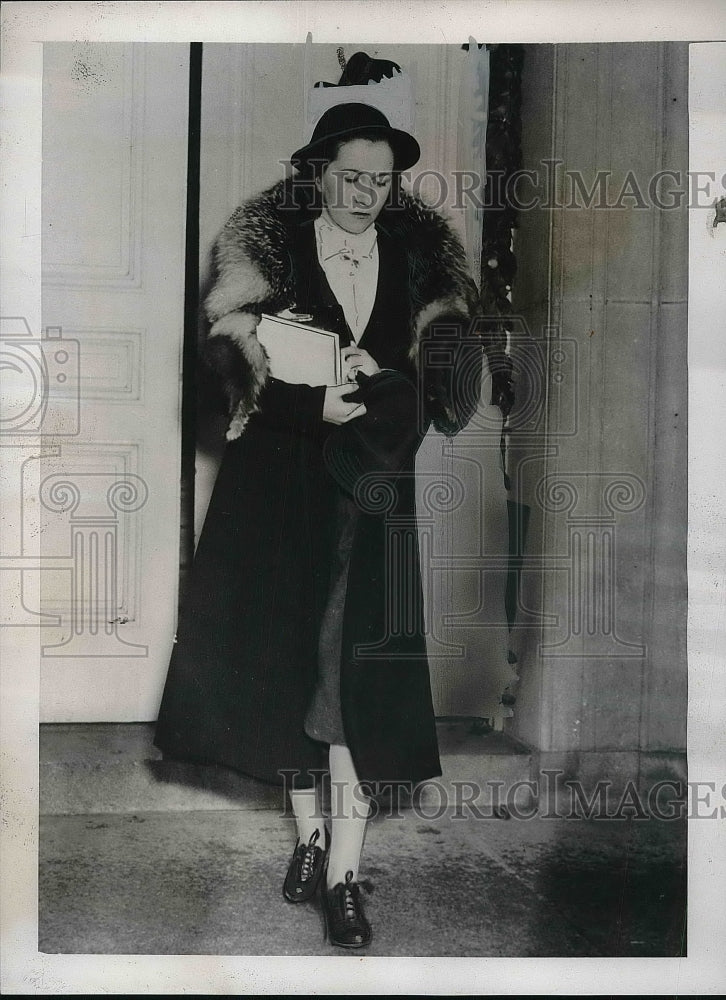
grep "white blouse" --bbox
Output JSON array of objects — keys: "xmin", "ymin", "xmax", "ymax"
[{"xmin": 314, "ymin": 212, "xmax": 379, "ymax": 343}]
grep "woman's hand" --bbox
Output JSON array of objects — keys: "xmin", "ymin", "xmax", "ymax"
[
  {"xmin": 342, "ymin": 346, "xmax": 381, "ymax": 382},
  {"xmin": 323, "ymin": 384, "xmax": 367, "ymax": 425}
]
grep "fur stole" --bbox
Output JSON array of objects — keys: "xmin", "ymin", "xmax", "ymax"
[{"xmin": 204, "ymin": 178, "xmax": 480, "ymax": 439}]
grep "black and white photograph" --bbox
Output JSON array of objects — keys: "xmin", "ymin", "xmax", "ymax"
[{"xmin": 1, "ymin": 1, "xmax": 724, "ymax": 994}]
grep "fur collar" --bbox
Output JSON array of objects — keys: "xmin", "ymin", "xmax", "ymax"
[{"xmin": 204, "ymin": 178, "xmax": 479, "ymax": 438}]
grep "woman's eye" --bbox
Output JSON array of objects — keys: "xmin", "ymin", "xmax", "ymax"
[{"xmin": 341, "ymin": 175, "xmax": 390, "ymax": 187}]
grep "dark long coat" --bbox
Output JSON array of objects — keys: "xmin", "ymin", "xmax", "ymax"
[{"xmin": 154, "ymin": 179, "xmax": 483, "ymax": 789}]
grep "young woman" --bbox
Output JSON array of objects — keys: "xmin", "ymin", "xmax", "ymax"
[{"xmin": 155, "ymin": 103, "xmax": 484, "ymax": 948}]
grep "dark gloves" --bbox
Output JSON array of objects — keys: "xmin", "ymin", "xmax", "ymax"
[{"xmin": 322, "ymin": 370, "xmax": 424, "ymax": 511}]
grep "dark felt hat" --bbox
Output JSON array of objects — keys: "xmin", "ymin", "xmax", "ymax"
[{"xmin": 291, "ymin": 103, "xmax": 420, "ymax": 171}]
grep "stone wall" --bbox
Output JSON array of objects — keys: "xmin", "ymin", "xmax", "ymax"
[{"xmin": 508, "ymin": 43, "xmax": 688, "ymax": 776}]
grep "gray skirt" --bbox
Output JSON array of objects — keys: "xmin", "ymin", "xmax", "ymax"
[{"xmin": 303, "ymin": 492, "xmax": 360, "ymax": 746}]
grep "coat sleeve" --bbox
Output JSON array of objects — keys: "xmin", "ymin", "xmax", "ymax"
[
  {"xmin": 401, "ymin": 196, "xmax": 485, "ymax": 436},
  {"xmin": 252, "ymin": 377, "xmax": 327, "ymax": 435},
  {"xmin": 416, "ymin": 309, "xmax": 484, "ymax": 436},
  {"xmin": 201, "ymin": 319, "xmax": 327, "ymax": 440},
  {"xmin": 202, "ymin": 310, "xmax": 269, "ymax": 440},
  {"xmin": 202, "ymin": 185, "xmax": 301, "ymax": 440}
]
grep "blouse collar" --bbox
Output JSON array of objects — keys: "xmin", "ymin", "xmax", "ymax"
[{"xmin": 315, "ymin": 210, "xmax": 378, "ymax": 264}]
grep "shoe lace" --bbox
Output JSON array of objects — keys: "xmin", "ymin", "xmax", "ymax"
[
  {"xmin": 341, "ymin": 870, "xmax": 373, "ymax": 922},
  {"xmin": 343, "ymin": 871, "xmax": 357, "ymax": 921},
  {"xmin": 300, "ymin": 828, "xmax": 321, "ymax": 883}
]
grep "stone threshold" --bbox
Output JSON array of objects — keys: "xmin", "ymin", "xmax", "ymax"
[{"xmin": 40, "ymin": 718, "xmax": 532, "ymax": 816}]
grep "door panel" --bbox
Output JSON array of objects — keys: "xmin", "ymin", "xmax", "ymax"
[{"xmin": 39, "ymin": 43, "xmax": 188, "ymax": 721}]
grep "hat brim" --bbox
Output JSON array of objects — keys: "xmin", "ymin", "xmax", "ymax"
[{"xmin": 291, "ymin": 123, "xmax": 420, "ymax": 172}]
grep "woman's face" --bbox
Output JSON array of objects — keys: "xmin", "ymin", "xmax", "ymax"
[{"xmin": 317, "ymin": 138, "xmax": 395, "ymax": 234}]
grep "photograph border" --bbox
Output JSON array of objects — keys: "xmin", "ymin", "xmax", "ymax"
[{"xmin": 1, "ymin": 1, "xmax": 724, "ymax": 994}]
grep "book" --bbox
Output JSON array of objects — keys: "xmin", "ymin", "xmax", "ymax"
[{"xmin": 256, "ymin": 312, "xmax": 342, "ymax": 386}]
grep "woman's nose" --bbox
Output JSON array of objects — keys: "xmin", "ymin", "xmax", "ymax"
[{"xmin": 352, "ymin": 180, "xmax": 374, "ymax": 207}]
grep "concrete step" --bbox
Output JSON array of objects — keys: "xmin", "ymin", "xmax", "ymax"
[{"xmin": 40, "ymin": 719, "xmax": 533, "ymax": 816}]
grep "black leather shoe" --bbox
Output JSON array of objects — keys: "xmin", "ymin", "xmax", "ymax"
[
  {"xmin": 322, "ymin": 870, "xmax": 372, "ymax": 948},
  {"xmin": 283, "ymin": 828, "xmax": 327, "ymax": 903}
]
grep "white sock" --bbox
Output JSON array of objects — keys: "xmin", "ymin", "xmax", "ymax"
[
  {"xmin": 289, "ymin": 786, "xmax": 324, "ymax": 847},
  {"xmin": 326, "ymin": 744, "xmax": 371, "ymax": 886}
]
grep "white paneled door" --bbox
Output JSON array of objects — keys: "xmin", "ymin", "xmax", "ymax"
[{"xmin": 39, "ymin": 43, "xmax": 188, "ymax": 720}]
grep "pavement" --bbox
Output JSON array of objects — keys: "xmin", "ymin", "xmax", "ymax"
[{"xmin": 39, "ymin": 724, "xmax": 687, "ymax": 957}]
